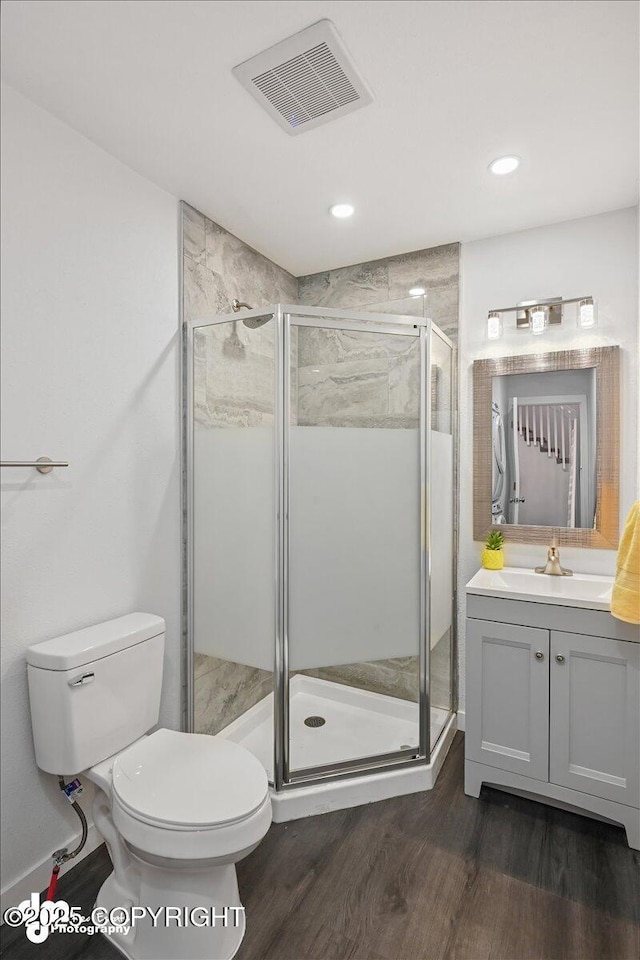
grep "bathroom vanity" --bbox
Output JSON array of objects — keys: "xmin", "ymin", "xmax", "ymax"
[{"xmin": 464, "ymin": 567, "xmax": 640, "ymax": 848}]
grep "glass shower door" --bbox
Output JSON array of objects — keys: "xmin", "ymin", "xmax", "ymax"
[
  {"xmin": 283, "ymin": 311, "xmax": 425, "ymax": 780},
  {"xmin": 188, "ymin": 312, "xmax": 277, "ymax": 780}
]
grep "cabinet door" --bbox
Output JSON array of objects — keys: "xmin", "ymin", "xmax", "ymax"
[
  {"xmin": 466, "ymin": 619, "xmax": 549, "ymax": 781},
  {"xmin": 550, "ymin": 632, "xmax": 639, "ymax": 806}
]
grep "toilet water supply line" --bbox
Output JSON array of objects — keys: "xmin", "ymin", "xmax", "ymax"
[{"xmin": 46, "ymin": 776, "xmax": 88, "ymax": 901}]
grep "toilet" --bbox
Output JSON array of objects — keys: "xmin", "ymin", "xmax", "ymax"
[{"xmin": 26, "ymin": 613, "xmax": 271, "ymax": 960}]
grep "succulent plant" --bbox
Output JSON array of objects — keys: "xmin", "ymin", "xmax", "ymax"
[{"xmin": 484, "ymin": 530, "xmax": 505, "ymax": 551}]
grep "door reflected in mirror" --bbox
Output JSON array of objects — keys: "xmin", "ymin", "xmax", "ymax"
[{"xmin": 491, "ymin": 368, "xmax": 596, "ymax": 529}]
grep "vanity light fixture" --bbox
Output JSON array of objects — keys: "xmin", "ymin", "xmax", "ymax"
[
  {"xmin": 488, "ymin": 155, "xmax": 520, "ymax": 176},
  {"xmin": 409, "ymin": 286, "xmax": 426, "ymax": 297},
  {"xmin": 486, "ymin": 295, "xmax": 596, "ymax": 337},
  {"xmin": 487, "ymin": 311, "xmax": 502, "ymax": 340},
  {"xmin": 329, "ymin": 202, "xmax": 354, "ymax": 219},
  {"xmin": 577, "ymin": 297, "xmax": 597, "ymax": 328}
]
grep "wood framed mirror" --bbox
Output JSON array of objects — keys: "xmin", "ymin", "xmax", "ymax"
[{"xmin": 473, "ymin": 346, "xmax": 620, "ymax": 548}]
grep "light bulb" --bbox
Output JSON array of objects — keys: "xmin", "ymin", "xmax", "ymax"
[
  {"xmin": 409, "ymin": 287, "xmax": 426, "ymax": 297},
  {"xmin": 529, "ymin": 306, "xmax": 547, "ymax": 336},
  {"xmin": 487, "ymin": 312, "xmax": 502, "ymax": 340},
  {"xmin": 577, "ymin": 298, "xmax": 596, "ymax": 328}
]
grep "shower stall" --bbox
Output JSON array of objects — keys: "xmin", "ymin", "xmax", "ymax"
[{"xmin": 184, "ymin": 303, "xmax": 456, "ymax": 816}]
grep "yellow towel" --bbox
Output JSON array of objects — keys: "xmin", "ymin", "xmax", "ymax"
[{"xmin": 611, "ymin": 500, "xmax": 640, "ymax": 624}]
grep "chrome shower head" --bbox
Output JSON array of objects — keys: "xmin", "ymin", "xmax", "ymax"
[
  {"xmin": 231, "ymin": 298, "xmax": 270, "ymax": 328},
  {"xmin": 242, "ymin": 315, "xmax": 271, "ymax": 329}
]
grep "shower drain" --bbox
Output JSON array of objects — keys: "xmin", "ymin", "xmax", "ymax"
[{"xmin": 304, "ymin": 715, "xmax": 326, "ymax": 728}]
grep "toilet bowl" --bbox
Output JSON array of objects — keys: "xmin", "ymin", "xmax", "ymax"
[
  {"xmin": 26, "ymin": 614, "xmax": 272, "ymax": 960},
  {"xmin": 88, "ymin": 729, "xmax": 271, "ymax": 960}
]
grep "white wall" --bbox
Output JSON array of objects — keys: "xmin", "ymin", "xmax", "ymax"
[
  {"xmin": 458, "ymin": 206, "xmax": 639, "ymax": 711},
  {"xmin": 0, "ymin": 85, "xmax": 181, "ymax": 907}
]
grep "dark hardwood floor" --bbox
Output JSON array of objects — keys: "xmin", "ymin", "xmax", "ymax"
[{"xmin": 2, "ymin": 734, "xmax": 638, "ymax": 960}]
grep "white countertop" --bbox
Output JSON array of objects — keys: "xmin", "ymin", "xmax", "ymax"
[{"xmin": 466, "ymin": 565, "xmax": 615, "ymax": 611}]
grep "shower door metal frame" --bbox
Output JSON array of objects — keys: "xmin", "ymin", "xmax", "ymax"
[
  {"xmin": 276, "ymin": 305, "xmax": 431, "ymax": 790},
  {"xmin": 183, "ymin": 304, "xmax": 456, "ymax": 792},
  {"xmin": 429, "ymin": 322, "xmax": 458, "ymax": 736}
]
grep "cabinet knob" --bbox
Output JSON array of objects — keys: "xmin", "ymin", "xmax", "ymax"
[
  {"xmin": 535, "ymin": 651, "xmax": 544, "ymax": 660},
  {"xmin": 555, "ymin": 654, "xmax": 565, "ymax": 663}
]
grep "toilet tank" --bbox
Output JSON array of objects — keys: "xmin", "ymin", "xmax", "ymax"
[{"xmin": 27, "ymin": 613, "xmax": 165, "ymax": 774}]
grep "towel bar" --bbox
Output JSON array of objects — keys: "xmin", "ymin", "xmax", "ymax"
[{"xmin": 0, "ymin": 457, "xmax": 69, "ymax": 474}]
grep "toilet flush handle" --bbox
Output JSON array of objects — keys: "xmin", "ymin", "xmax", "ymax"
[{"xmin": 68, "ymin": 672, "xmax": 95, "ymax": 687}]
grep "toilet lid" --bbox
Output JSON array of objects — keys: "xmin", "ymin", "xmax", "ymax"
[{"xmin": 112, "ymin": 729, "xmax": 269, "ymax": 828}]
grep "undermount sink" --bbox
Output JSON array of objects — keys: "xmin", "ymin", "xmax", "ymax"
[{"xmin": 466, "ymin": 565, "xmax": 614, "ymax": 611}]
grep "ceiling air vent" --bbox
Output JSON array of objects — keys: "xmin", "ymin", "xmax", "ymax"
[{"xmin": 232, "ymin": 20, "xmax": 373, "ymax": 135}]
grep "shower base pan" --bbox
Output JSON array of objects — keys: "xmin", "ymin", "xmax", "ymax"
[{"xmin": 218, "ymin": 674, "xmax": 457, "ymax": 822}]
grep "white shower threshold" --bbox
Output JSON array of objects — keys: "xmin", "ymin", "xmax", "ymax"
[{"xmin": 217, "ymin": 674, "xmax": 457, "ymax": 822}]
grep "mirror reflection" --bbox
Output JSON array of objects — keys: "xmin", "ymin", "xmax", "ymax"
[{"xmin": 491, "ymin": 368, "xmax": 596, "ymax": 528}]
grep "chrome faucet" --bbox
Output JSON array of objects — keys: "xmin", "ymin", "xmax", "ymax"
[{"xmin": 535, "ymin": 536, "xmax": 573, "ymax": 577}]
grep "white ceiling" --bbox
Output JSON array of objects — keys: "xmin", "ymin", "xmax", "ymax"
[{"xmin": 1, "ymin": 0, "xmax": 638, "ymax": 275}]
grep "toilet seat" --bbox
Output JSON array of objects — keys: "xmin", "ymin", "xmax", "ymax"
[
  {"xmin": 110, "ymin": 729, "xmax": 272, "ymax": 860},
  {"xmin": 112, "ymin": 729, "xmax": 268, "ymax": 827}
]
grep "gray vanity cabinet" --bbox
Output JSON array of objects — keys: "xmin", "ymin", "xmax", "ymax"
[
  {"xmin": 465, "ymin": 620, "xmax": 549, "ymax": 782},
  {"xmin": 465, "ymin": 595, "xmax": 640, "ymax": 849},
  {"xmin": 549, "ymin": 631, "xmax": 639, "ymax": 807}
]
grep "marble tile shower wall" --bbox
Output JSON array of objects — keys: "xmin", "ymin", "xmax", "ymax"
[
  {"xmin": 183, "ymin": 202, "xmax": 297, "ymax": 427},
  {"xmin": 183, "ymin": 202, "xmax": 298, "ymax": 313},
  {"xmin": 296, "ymin": 327, "xmax": 421, "ymax": 428},
  {"xmin": 297, "ymin": 243, "xmax": 459, "ymax": 337},
  {"xmin": 295, "ymin": 243, "xmax": 459, "ymax": 428}
]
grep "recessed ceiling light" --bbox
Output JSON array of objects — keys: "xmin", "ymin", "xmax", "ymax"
[
  {"xmin": 329, "ymin": 203, "xmax": 354, "ymax": 219},
  {"xmin": 489, "ymin": 155, "xmax": 520, "ymax": 176},
  {"xmin": 409, "ymin": 287, "xmax": 426, "ymax": 297}
]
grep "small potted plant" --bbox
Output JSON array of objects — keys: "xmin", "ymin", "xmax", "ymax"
[{"xmin": 482, "ymin": 530, "xmax": 505, "ymax": 570}]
